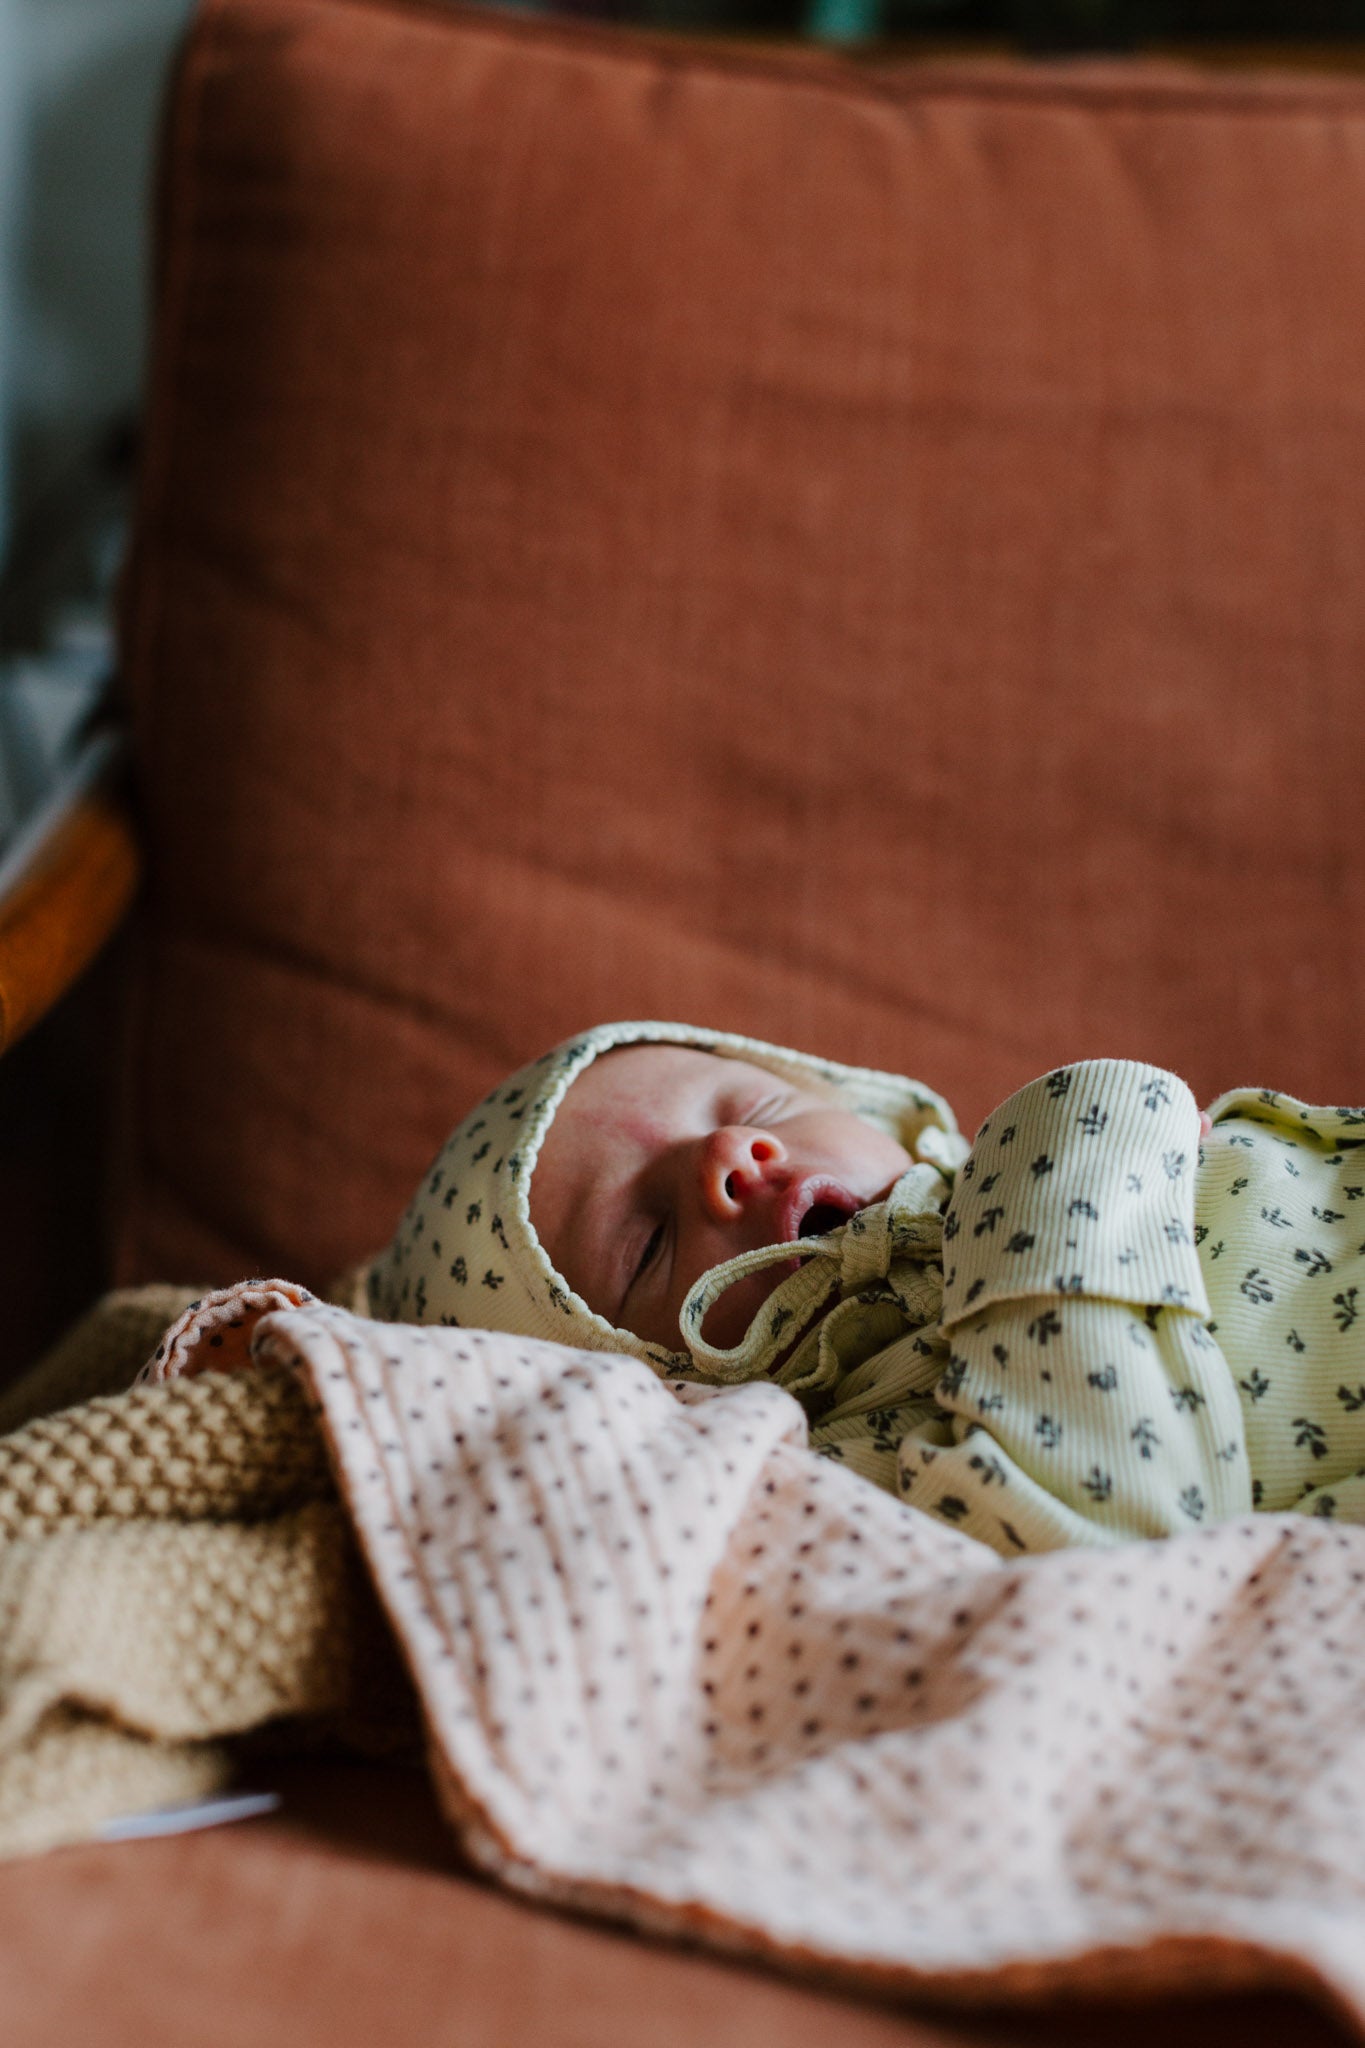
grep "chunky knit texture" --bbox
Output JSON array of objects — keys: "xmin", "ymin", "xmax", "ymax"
[
  {"xmin": 0, "ymin": 1299, "xmax": 415, "ymax": 1860},
  {"xmin": 0, "ymin": 1285, "xmax": 202, "ymax": 1438}
]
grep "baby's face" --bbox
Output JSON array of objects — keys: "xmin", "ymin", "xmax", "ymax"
[{"xmin": 531, "ymin": 1045, "xmax": 913, "ymax": 1354}]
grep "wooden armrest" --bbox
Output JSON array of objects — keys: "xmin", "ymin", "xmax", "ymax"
[{"xmin": 0, "ymin": 730, "xmax": 141, "ymax": 1055}]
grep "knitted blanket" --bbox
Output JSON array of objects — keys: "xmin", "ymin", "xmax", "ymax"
[
  {"xmin": 8, "ymin": 1283, "xmax": 1365, "ymax": 2031},
  {"xmin": 0, "ymin": 1285, "xmax": 410, "ymax": 1859}
]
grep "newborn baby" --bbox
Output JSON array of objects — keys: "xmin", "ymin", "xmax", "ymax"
[
  {"xmin": 368, "ymin": 1021, "xmax": 1365, "ymax": 1555},
  {"xmin": 530, "ymin": 1042, "xmax": 926, "ymax": 1356}
]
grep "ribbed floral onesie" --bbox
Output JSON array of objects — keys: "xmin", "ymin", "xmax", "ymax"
[{"xmin": 683, "ymin": 1060, "xmax": 1365, "ymax": 1555}]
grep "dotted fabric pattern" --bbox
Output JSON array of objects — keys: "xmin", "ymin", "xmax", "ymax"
[
  {"xmin": 137, "ymin": 1278, "xmax": 319, "ymax": 1385},
  {"xmin": 256, "ymin": 1301, "xmax": 1365, "ymax": 2020},
  {"xmin": 810, "ymin": 1065, "xmax": 1365, "ymax": 1551}
]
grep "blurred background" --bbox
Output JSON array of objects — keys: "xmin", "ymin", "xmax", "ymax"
[
  {"xmin": 0, "ymin": 0, "xmax": 1363, "ymax": 1381},
  {"xmin": 0, "ymin": 0, "xmax": 196, "ymax": 1387},
  {"xmin": 5, "ymin": 0, "xmax": 1365, "ymax": 818}
]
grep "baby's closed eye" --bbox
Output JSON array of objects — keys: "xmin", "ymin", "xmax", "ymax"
[{"xmin": 633, "ymin": 1223, "xmax": 665, "ymax": 1285}]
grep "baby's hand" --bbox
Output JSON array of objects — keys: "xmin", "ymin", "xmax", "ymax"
[{"xmin": 1198, "ymin": 1110, "xmax": 1213, "ymax": 1141}]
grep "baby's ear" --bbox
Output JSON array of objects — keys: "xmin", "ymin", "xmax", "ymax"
[{"xmin": 137, "ymin": 1279, "xmax": 317, "ymax": 1384}]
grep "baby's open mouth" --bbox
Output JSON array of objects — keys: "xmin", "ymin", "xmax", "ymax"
[
  {"xmin": 798, "ymin": 1201, "xmax": 850, "ymax": 1238},
  {"xmin": 783, "ymin": 1180, "xmax": 861, "ymax": 1244}
]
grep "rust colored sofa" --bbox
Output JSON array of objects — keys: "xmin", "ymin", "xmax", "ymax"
[{"xmin": 3, "ymin": 0, "xmax": 1364, "ymax": 2039}]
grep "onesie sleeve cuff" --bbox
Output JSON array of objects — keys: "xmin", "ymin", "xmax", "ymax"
[{"xmin": 940, "ymin": 1060, "xmax": 1210, "ymax": 1325}]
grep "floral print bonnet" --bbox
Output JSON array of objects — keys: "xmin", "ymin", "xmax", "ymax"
[{"xmin": 367, "ymin": 1019, "xmax": 965, "ymax": 1377}]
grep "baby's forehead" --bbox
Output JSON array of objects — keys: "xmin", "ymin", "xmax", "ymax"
[
  {"xmin": 559, "ymin": 1042, "xmax": 726, "ymax": 1124},
  {"xmin": 590, "ymin": 1040, "xmax": 722, "ymax": 1083},
  {"xmin": 562, "ymin": 1040, "xmax": 850, "ymax": 1128}
]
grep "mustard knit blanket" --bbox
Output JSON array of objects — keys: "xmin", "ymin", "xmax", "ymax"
[{"xmin": 0, "ymin": 1286, "xmax": 410, "ymax": 1859}]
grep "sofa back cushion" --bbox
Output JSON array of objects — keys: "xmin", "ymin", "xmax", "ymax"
[{"xmin": 117, "ymin": 0, "xmax": 1365, "ymax": 1286}]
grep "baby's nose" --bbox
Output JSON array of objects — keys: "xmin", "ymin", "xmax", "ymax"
[{"xmin": 699, "ymin": 1126, "xmax": 787, "ymax": 1223}]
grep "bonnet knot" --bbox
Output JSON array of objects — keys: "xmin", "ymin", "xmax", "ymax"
[
  {"xmin": 675, "ymin": 1161, "xmax": 954, "ymax": 1385},
  {"xmin": 838, "ymin": 1161, "xmax": 952, "ymax": 1292}
]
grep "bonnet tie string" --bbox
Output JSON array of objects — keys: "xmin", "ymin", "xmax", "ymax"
[{"xmin": 677, "ymin": 1159, "xmax": 955, "ymax": 1389}]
